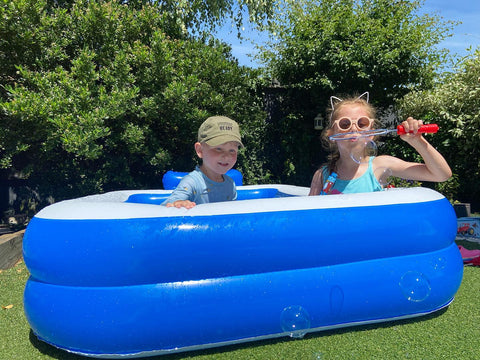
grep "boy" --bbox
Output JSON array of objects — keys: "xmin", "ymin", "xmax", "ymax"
[{"xmin": 162, "ymin": 116, "xmax": 243, "ymax": 209}]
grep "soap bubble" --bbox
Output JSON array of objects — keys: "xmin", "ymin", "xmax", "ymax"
[
  {"xmin": 399, "ymin": 271, "xmax": 431, "ymax": 302},
  {"xmin": 281, "ymin": 305, "xmax": 311, "ymax": 339},
  {"xmin": 350, "ymin": 139, "xmax": 377, "ymax": 164},
  {"xmin": 374, "ymin": 167, "xmax": 394, "ymax": 189}
]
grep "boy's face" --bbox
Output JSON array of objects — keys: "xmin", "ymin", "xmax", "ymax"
[{"xmin": 195, "ymin": 141, "xmax": 240, "ymax": 181}]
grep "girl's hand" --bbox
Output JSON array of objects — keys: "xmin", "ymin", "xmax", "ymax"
[
  {"xmin": 400, "ymin": 117, "xmax": 424, "ymax": 143},
  {"xmin": 166, "ymin": 200, "xmax": 196, "ymax": 209}
]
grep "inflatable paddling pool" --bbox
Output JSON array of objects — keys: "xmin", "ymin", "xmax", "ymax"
[{"xmin": 23, "ymin": 186, "xmax": 463, "ymax": 358}]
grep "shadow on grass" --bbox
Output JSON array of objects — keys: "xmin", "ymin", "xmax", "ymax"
[
  {"xmin": 29, "ymin": 331, "xmax": 87, "ymax": 360},
  {"xmin": 28, "ymin": 306, "xmax": 448, "ymax": 360}
]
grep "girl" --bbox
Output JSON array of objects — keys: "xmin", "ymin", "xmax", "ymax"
[{"xmin": 309, "ymin": 93, "xmax": 452, "ymax": 195}]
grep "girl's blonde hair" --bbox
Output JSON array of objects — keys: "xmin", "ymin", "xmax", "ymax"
[{"xmin": 321, "ymin": 93, "xmax": 379, "ymax": 173}]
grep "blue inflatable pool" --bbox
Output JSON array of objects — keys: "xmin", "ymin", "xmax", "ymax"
[{"xmin": 23, "ymin": 186, "xmax": 463, "ymax": 358}]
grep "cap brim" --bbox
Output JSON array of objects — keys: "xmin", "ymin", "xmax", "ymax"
[{"xmin": 204, "ymin": 135, "xmax": 244, "ymax": 148}]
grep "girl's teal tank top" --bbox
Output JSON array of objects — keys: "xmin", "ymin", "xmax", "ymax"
[{"xmin": 321, "ymin": 157, "xmax": 382, "ymax": 194}]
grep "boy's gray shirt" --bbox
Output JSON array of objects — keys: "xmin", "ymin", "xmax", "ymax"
[{"xmin": 161, "ymin": 166, "xmax": 237, "ymax": 205}]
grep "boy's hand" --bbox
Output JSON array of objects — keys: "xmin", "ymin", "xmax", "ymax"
[{"xmin": 166, "ymin": 200, "xmax": 196, "ymax": 209}]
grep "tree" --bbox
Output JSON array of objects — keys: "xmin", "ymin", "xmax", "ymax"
[
  {"xmin": 257, "ymin": 0, "xmax": 455, "ymax": 185},
  {"xmin": 395, "ymin": 50, "xmax": 480, "ymax": 209},
  {"xmin": 44, "ymin": 0, "xmax": 277, "ymax": 35},
  {"xmin": 264, "ymin": 0, "xmax": 453, "ymax": 103},
  {"xmin": 0, "ymin": 0, "xmax": 271, "ymax": 209}
]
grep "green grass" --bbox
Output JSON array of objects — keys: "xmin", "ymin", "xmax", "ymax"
[{"xmin": 2, "ymin": 255, "xmax": 480, "ymax": 360}]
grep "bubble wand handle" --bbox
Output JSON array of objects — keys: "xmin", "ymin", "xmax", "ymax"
[{"xmin": 396, "ymin": 124, "xmax": 439, "ymax": 135}]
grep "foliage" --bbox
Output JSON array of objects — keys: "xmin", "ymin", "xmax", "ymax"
[
  {"xmin": 395, "ymin": 50, "xmax": 480, "ymax": 208},
  {"xmin": 263, "ymin": 0, "xmax": 453, "ymax": 103},
  {"xmin": 0, "ymin": 0, "xmax": 471, "ymax": 210},
  {"xmin": 0, "ymin": 0, "xmax": 271, "ymax": 205},
  {"xmin": 257, "ymin": 0, "xmax": 455, "ymax": 185},
  {"xmin": 44, "ymin": 0, "xmax": 277, "ymax": 36}
]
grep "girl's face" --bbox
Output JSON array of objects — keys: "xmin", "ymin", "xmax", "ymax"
[
  {"xmin": 195, "ymin": 141, "xmax": 239, "ymax": 181},
  {"xmin": 330, "ymin": 104, "xmax": 373, "ymax": 136},
  {"xmin": 327, "ymin": 104, "xmax": 375, "ymax": 160}
]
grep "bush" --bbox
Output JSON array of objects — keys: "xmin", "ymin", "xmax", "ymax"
[
  {"xmin": 395, "ymin": 50, "xmax": 480, "ymax": 209},
  {"xmin": 0, "ymin": 0, "xmax": 270, "ymax": 207}
]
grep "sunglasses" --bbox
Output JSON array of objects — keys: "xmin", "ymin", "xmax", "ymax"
[{"xmin": 333, "ymin": 117, "xmax": 374, "ymax": 131}]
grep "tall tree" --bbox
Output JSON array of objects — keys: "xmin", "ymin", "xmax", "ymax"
[
  {"xmin": 44, "ymin": 0, "xmax": 276, "ymax": 35},
  {"xmin": 264, "ymin": 0, "xmax": 454, "ymax": 106}
]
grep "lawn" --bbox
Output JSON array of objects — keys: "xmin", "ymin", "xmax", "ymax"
[{"xmin": 1, "ymin": 254, "xmax": 479, "ymax": 360}]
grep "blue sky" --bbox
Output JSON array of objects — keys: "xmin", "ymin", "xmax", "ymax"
[{"xmin": 216, "ymin": 0, "xmax": 480, "ymax": 69}]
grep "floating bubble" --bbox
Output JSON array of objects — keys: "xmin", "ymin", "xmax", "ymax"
[
  {"xmin": 399, "ymin": 271, "xmax": 431, "ymax": 302},
  {"xmin": 374, "ymin": 167, "xmax": 394, "ymax": 189},
  {"xmin": 280, "ymin": 305, "xmax": 311, "ymax": 339},
  {"xmin": 350, "ymin": 139, "xmax": 377, "ymax": 164}
]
